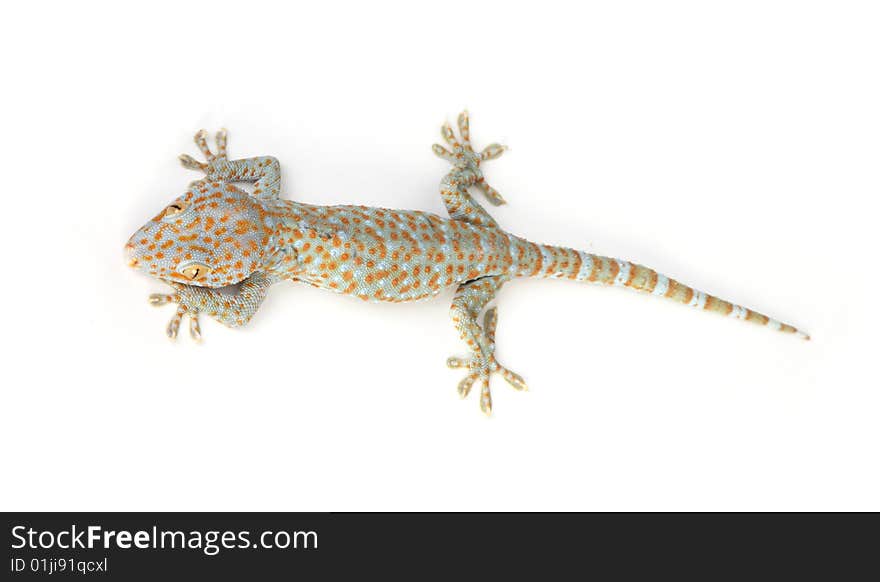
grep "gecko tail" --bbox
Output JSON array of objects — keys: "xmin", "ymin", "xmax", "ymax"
[{"xmin": 524, "ymin": 244, "xmax": 809, "ymax": 340}]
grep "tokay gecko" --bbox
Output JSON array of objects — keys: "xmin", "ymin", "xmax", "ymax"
[{"xmin": 125, "ymin": 111, "xmax": 808, "ymax": 415}]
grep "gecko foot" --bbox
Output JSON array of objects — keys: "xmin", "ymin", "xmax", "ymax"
[
  {"xmin": 148, "ymin": 292, "xmax": 202, "ymax": 342},
  {"xmin": 446, "ymin": 307, "xmax": 527, "ymax": 416},
  {"xmin": 179, "ymin": 128, "xmax": 228, "ymax": 174},
  {"xmin": 432, "ymin": 110, "xmax": 508, "ymax": 206}
]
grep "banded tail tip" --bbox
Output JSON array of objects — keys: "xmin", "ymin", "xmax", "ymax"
[{"xmin": 770, "ymin": 318, "xmax": 810, "ymax": 340}]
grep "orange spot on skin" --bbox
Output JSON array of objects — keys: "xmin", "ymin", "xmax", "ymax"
[
  {"xmin": 746, "ymin": 310, "xmax": 770, "ymax": 325},
  {"xmin": 682, "ymin": 286, "xmax": 694, "ymax": 304},
  {"xmin": 606, "ymin": 259, "xmax": 620, "ymax": 285},
  {"xmin": 587, "ymin": 256, "xmax": 602, "ymax": 282}
]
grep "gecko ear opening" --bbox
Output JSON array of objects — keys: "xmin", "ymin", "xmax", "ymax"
[{"xmin": 178, "ymin": 263, "xmax": 212, "ymax": 282}]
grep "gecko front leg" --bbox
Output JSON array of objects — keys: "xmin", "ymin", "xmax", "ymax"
[
  {"xmin": 179, "ymin": 129, "xmax": 282, "ymax": 199},
  {"xmin": 149, "ymin": 272, "xmax": 277, "ymax": 341}
]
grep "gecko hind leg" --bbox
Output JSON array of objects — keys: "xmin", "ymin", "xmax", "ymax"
[
  {"xmin": 448, "ymin": 276, "xmax": 526, "ymax": 416},
  {"xmin": 432, "ymin": 110, "xmax": 508, "ymax": 227}
]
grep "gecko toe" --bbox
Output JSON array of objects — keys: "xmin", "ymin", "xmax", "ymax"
[
  {"xmin": 179, "ymin": 154, "xmax": 207, "ymax": 172},
  {"xmin": 457, "ymin": 374, "xmax": 477, "ymax": 398},
  {"xmin": 189, "ymin": 312, "xmax": 202, "ymax": 342},
  {"xmin": 149, "ymin": 293, "xmax": 176, "ymax": 306},
  {"xmin": 166, "ymin": 309, "xmax": 184, "ymax": 340}
]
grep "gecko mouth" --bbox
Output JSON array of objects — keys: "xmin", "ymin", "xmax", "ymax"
[{"xmin": 124, "ymin": 243, "xmax": 139, "ymax": 268}]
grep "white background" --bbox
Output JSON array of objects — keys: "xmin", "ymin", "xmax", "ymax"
[{"xmin": 2, "ymin": 1, "xmax": 878, "ymax": 511}]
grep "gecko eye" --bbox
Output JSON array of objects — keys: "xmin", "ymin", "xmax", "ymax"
[
  {"xmin": 163, "ymin": 201, "xmax": 189, "ymax": 218},
  {"xmin": 178, "ymin": 262, "xmax": 212, "ymax": 282}
]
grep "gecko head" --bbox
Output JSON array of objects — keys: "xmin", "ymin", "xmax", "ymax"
[{"xmin": 125, "ymin": 183, "xmax": 275, "ymax": 288}]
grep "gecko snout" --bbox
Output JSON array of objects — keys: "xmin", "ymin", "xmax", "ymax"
[{"xmin": 124, "ymin": 242, "xmax": 139, "ymax": 268}]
